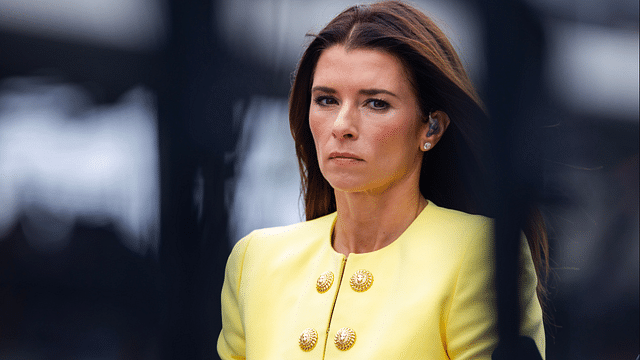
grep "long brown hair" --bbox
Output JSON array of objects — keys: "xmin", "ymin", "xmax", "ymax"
[{"xmin": 289, "ymin": 1, "xmax": 548, "ymax": 307}]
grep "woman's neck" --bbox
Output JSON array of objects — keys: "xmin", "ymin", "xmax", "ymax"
[{"xmin": 332, "ymin": 184, "xmax": 427, "ymax": 256}]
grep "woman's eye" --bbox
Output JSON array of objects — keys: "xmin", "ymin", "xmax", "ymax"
[
  {"xmin": 314, "ymin": 96, "xmax": 337, "ymax": 106},
  {"xmin": 367, "ymin": 99, "xmax": 389, "ymax": 110}
]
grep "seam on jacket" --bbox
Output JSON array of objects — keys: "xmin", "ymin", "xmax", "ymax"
[
  {"xmin": 322, "ymin": 256, "xmax": 347, "ymax": 359},
  {"xmin": 236, "ymin": 233, "xmax": 254, "ymax": 298},
  {"xmin": 442, "ymin": 217, "xmax": 490, "ymax": 357},
  {"xmin": 236, "ymin": 232, "xmax": 254, "ymax": 343}
]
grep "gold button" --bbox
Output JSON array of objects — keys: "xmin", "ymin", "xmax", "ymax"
[
  {"xmin": 334, "ymin": 327, "xmax": 356, "ymax": 351},
  {"xmin": 299, "ymin": 328, "xmax": 318, "ymax": 351},
  {"xmin": 316, "ymin": 271, "xmax": 334, "ymax": 293},
  {"xmin": 350, "ymin": 269, "xmax": 373, "ymax": 292}
]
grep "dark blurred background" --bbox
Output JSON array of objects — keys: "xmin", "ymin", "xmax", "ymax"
[{"xmin": 0, "ymin": 0, "xmax": 637, "ymax": 359}]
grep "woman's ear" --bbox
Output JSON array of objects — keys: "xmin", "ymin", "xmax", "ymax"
[{"xmin": 421, "ymin": 110, "xmax": 450, "ymax": 151}]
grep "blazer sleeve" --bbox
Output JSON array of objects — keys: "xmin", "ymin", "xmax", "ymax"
[
  {"xmin": 217, "ymin": 235, "xmax": 252, "ymax": 360},
  {"xmin": 445, "ymin": 224, "xmax": 546, "ymax": 360}
]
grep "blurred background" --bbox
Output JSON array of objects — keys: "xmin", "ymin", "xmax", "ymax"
[{"xmin": 0, "ymin": 0, "xmax": 637, "ymax": 359}]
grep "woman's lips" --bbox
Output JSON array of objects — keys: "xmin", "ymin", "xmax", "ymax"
[{"xmin": 328, "ymin": 152, "xmax": 364, "ymax": 161}]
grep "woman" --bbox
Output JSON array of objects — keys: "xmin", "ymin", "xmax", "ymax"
[{"xmin": 218, "ymin": 1, "xmax": 547, "ymax": 359}]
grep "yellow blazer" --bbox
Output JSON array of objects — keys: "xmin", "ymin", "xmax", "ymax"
[{"xmin": 218, "ymin": 201, "xmax": 545, "ymax": 359}]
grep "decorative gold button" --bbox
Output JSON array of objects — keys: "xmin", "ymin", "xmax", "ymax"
[
  {"xmin": 334, "ymin": 327, "xmax": 356, "ymax": 350},
  {"xmin": 350, "ymin": 269, "xmax": 373, "ymax": 292},
  {"xmin": 316, "ymin": 271, "xmax": 334, "ymax": 293},
  {"xmin": 299, "ymin": 328, "xmax": 318, "ymax": 351}
]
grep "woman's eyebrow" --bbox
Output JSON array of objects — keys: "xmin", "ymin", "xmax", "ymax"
[
  {"xmin": 311, "ymin": 86, "xmax": 336, "ymax": 94},
  {"xmin": 311, "ymin": 86, "xmax": 397, "ymax": 98},
  {"xmin": 359, "ymin": 88, "xmax": 397, "ymax": 98}
]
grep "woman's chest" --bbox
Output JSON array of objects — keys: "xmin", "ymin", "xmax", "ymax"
[{"xmin": 240, "ymin": 244, "xmax": 463, "ymax": 359}]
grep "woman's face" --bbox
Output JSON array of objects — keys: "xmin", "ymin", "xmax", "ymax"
[{"xmin": 309, "ymin": 45, "xmax": 427, "ymax": 195}]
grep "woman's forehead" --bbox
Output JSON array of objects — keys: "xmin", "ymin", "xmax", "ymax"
[{"xmin": 312, "ymin": 45, "xmax": 412, "ymax": 92}]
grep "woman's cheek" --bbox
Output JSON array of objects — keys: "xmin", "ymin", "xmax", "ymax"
[
  {"xmin": 309, "ymin": 116, "xmax": 325, "ymax": 157},
  {"xmin": 371, "ymin": 124, "xmax": 400, "ymax": 149},
  {"xmin": 310, "ymin": 115, "xmax": 330, "ymax": 144}
]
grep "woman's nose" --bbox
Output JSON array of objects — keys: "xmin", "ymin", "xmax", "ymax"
[{"xmin": 332, "ymin": 104, "xmax": 358, "ymax": 139}]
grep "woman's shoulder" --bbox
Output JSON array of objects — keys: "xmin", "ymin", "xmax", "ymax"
[
  {"xmin": 232, "ymin": 212, "xmax": 337, "ymax": 253},
  {"xmin": 421, "ymin": 201, "xmax": 493, "ymax": 234},
  {"xmin": 402, "ymin": 202, "xmax": 495, "ymax": 264},
  {"xmin": 246, "ymin": 212, "xmax": 335, "ymax": 239}
]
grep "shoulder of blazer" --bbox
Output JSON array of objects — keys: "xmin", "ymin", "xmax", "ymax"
[
  {"xmin": 247, "ymin": 212, "xmax": 337, "ymax": 241},
  {"xmin": 237, "ymin": 212, "xmax": 337, "ymax": 256}
]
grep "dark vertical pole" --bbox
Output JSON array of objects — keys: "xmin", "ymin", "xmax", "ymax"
[
  {"xmin": 158, "ymin": 1, "xmax": 206, "ymax": 357},
  {"xmin": 482, "ymin": 1, "xmax": 545, "ymax": 359},
  {"xmin": 158, "ymin": 1, "xmax": 232, "ymax": 359}
]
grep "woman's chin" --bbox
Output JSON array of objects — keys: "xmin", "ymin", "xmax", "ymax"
[
  {"xmin": 327, "ymin": 179, "xmax": 370, "ymax": 194},
  {"xmin": 327, "ymin": 178, "xmax": 390, "ymax": 195}
]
